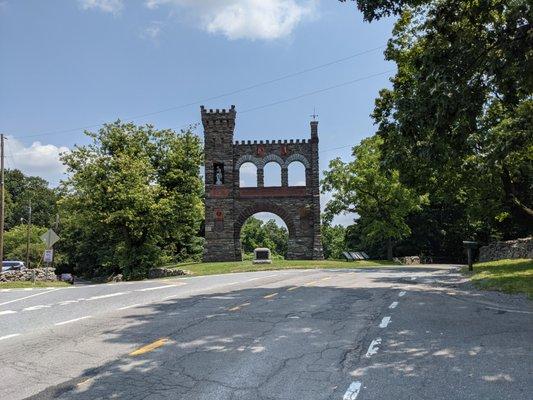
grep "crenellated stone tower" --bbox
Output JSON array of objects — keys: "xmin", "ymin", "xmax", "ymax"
[{"xmin": 202, "ymin": 105, "xmax": 323, "ymax": 262}]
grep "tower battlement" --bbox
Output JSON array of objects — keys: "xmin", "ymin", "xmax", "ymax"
[{"xmin": 200, "ymin": 105, "xmax": 236, "ymax": 128}]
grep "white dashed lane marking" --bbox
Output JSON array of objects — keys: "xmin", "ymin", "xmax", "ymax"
[
  {"xmin": 343, "ymin": 381, "xmax": 362, "ymax": 399},
  {"xmin": 0, "ymin": 288, "xmax": 60, "ymax": 306},
  {"xmin": 389, "ymin": 301, "xmax": 398, "ymax": 309},
  {"xmin": 379, "ymin": 316, "xmax": 391, "ymax": 328},
  {"xmin": 23, "ymin": 305, "xmax": 51, "ymax": 311},
  {"xmin": 136, "ymin": 286, "xmax": 176, "ymax": 292},
  {"xmin": 365, "ymin": 338, "xmax": 382, "ymax": 358},
  {"xmin": 0, "ymin": 333, "xmax": 21, "ymax": 341},
  {"xmin": 54, "ymin": 316, "xmax": 92, "ymax": 326},
  {"xmin": 118, "ymin": 304, "xmax": 141, "ymax": 310},
  {"xmin": 58, "ymin": 300, "xmax": 79, "ymax": 305},
  {"xmin": 87, "ymin": 292, "xmax": 129, "ymax": 301},
  {"xmin": 0, "ymin": 310, "xmax": 17, "ymax": 315}
]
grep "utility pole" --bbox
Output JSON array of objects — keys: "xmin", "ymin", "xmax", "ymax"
[
  {"xmin": 50, "ymin": 214, "xmax": 59, "ymax": 273},
  {"xmin": 0, "ymin": 134, "xmax": 5, "ymax": 265},
  {"xmin": 26, "ymin": 200, "xmax": 32, "ymax": 268}
]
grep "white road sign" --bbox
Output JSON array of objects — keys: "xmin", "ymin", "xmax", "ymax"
[
  {"xmin": 43, "ymin": 249, "xmax": 54, "ymax": 263},
  {"xmin": 41, "ymin": 229, "xmax": 60, "ymax": 249}
]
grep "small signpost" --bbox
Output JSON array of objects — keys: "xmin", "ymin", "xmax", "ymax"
[
  {"xmin": 463, "ymin": 241, "xmax": 478, "ymax": 271},
  {"xmin": 41, "ymin": 229, "xmax": 60, "ymax": 249},
  {"xmin": 43, "ymin": 249, "xmax": 54, "ymax": 263},
  {"xmin": 41, "ymin": 229, "xmax": 60, "ymax": 280}
]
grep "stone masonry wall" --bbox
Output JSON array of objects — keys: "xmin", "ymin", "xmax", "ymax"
[
  {"xmin": 202, "ymin": 105, "xmax": 323, "ymax": 262},
  {"xmin": 478, "ymin": 237, "xmax": 533, "ymax": 262},
  {"xmin": 0, "ymin": 268, "xmax": 57, "ymax": 282}
]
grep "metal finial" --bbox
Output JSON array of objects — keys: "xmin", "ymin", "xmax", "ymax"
[{"xmin": 310, "ymin": 107, "xmax": 318, "ymax": 121}]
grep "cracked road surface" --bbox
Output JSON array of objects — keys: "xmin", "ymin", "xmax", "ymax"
[{"xmin": 0, "ymin": 266, "xmax": 531, "ymax": 399}]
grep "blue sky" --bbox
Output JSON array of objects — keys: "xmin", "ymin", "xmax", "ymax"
[{"xmin": 0, "ymin": 0, "xmax": 396, "ymax": 225}]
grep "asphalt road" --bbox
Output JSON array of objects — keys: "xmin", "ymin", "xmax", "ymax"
[{"xmin": 0, "ymin": 266, "xmax": 531, "ymax": 400}]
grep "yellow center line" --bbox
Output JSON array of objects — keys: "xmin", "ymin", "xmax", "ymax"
[
  {"xmin": 263, "ymin": 292, "xmax": 278, "ymax": 299},
  {"xmin": 228, "ymin": 302, "xmax": 251, "ymax": 311},
  {"xmin": 130, "ymin": 338, "xmax": 170, "ymax": 356},
  {"xmin": 287, "ymin": 286, "xmax": 298, "ymax": 291},
  {"xmin": 321, "ymin": 277, "xmax": 332, "ymax": 281},
  {"xmin": 305, "ymin": 280, "xmax": 320, "ymax": 286}
]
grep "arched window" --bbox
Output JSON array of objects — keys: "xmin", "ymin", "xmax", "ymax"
[
  {"xmin": 239, "ymin": 162, "xmax": 257, "ymax": 187},
  {"xmin": 288, "ymin": 161, "xmax": 306, "ymax": 186},
  {"xmin": 263, "ymin": 161, "xmax": 281, "ymax": 187}
]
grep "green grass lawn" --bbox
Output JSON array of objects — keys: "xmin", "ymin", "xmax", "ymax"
[
  {"xmin": 0, "ymin": 280, "xmax": 71, "ymax": 289},
  {"xmin": 465, "ymin": 258, "xmax": 533, "ymax": 298},
  {"xmin": 170, "ymin": 258, "xmax": 397, "ymax": 277}
]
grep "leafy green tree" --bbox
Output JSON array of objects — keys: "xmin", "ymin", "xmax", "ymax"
[
  {"xmin": 322, "ymin": 136, "xmax": 428, "ymax": 259},
  {"xmin": 59, "ymin": 121, "xmax": 203, "ymax": 279},
  {"xmin": 321, "ymin": 223, "xmax": 346, "ymax": 259},
  {"xmin": 339, "ymin": 0, "xmax": 532, "ymax": 257},
  {"xmin": 4, "ymin": 169, "xmax": 59, "ymax": 230},
  {"xmin": 240, "ymin": 216, "xmax": 288, "ymax": 257},
  {"xmin": 3, "ymin": 224, "xmax": 47, "ymax": 266}
]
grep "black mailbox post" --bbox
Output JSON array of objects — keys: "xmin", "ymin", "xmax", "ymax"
[{"xmin": 463, "ymin": 241, "xmax": 478, "ymax": 271}]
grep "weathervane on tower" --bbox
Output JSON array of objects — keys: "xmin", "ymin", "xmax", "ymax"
[{"xmin": 310, "ymin": 107, "xmax": 319, "ymax": 121}]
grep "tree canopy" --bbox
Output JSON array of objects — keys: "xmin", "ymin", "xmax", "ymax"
[
  {"xmin": 4, "ymin": 224, "xmax": 48, "ymax": 266},
  {"xmin": 240, "ymin": 216, "xmax": 288, "ymax": 257},
  {"xmin": 58, "ymin": 121, "xmax": 204, "ymax": 279},
  {"xmin": 336, "ymin": 0, "xmax": 532, "ymax": 258},
  {"xmin": 321, "ymin": 223, "xmax": 347, "ymax": 260},
  {"xmin": 4, "ymin": 169, "xmax": 59, "ymax": 229},
  {"xmin": 322, "ymin": 136, "xmax": 427, "ymax": 259}
]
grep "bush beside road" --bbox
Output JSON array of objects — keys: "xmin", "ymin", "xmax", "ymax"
[{"xmin": 465, "ymin": 258, "xmax": 533, "ymax": 298}]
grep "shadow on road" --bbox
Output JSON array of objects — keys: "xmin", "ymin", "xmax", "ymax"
[{"xmin": 25, "ymin": 270, "xmax": 532, "ymax": 400}]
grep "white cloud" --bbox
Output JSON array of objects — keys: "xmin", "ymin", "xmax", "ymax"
[
  {"xmin": 140, "ymin": 21, "xmax": 164, "ymax": 40},
  {"xmin": 6, "ymin": 137, "xmax": 69, "ymax": 186},
  {"xmin": 145, "ymin": 0, "xmax": 317, "ymax": 40},
  {"xmin": 78, "ymin": 0, "xmax": 123, "ymax": 14}
]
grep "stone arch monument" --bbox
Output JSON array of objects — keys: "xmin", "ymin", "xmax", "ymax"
[{"xmin": 202, "ymin": 105, "xmax": 324, "ymax": 261}]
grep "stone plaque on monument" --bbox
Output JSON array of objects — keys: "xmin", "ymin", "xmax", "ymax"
[{"xmin": 253, "ymin": 248, "xmax": 272, "ymax": 264}]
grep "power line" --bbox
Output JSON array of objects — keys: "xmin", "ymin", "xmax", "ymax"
[
  {"xmin": 5, "ymin": 140, "xmax": 18, "ymax": 170},
  {"xmin": 320, "ymin": 144, "xmax": 354, "ymax": 154},
  {"xmin": 13, "ymin": 45, "xmax": 386, "ymax": 140},
  {"xmin": 173, "ymin": 69, "xmax": 394, "ymax": 132},
  {"xmin": 240, "ymin": 70, "xmax": 393, "ymax": 114}
]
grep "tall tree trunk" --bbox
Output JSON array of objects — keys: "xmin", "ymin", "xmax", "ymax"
[{"xmin": 387, "ymin": 238, "xmax": 393, "ymax": 261}]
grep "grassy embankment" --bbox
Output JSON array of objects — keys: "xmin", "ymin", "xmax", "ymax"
[
  {"xmin": 0, "ymin": 280, "xmax": 71, "ymax": 289},
  {"xmin": 171, "ymin": 258, "xmax": 397, "ymax": 277},
  {"xmin": 465, "ymin": 258, "xmax": 532, "ymax": 298}
]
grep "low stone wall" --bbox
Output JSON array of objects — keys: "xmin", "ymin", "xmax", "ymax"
[
  {"xmin": 0, "ymin": 268, "xmax": 57, "ymax": 282},
  {"xmin": 148, "ymin": 267, "xmax": 188, "ymax": 279},
  {"xmin": 393, "ymin": 256, "xmax": 421, "ymax": 265},
  {"xmin": 479, "ymin": 237, "xmax": 533, "ymax": 262}
]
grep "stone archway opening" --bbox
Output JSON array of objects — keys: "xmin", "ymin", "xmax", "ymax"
[
  {"xmin": 233, "ymin": 202, "xmax": 301, "ymax": 261},
  {"xmin": 239, "ymin": 212, "xmax": 289, "ymax": 259}
]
